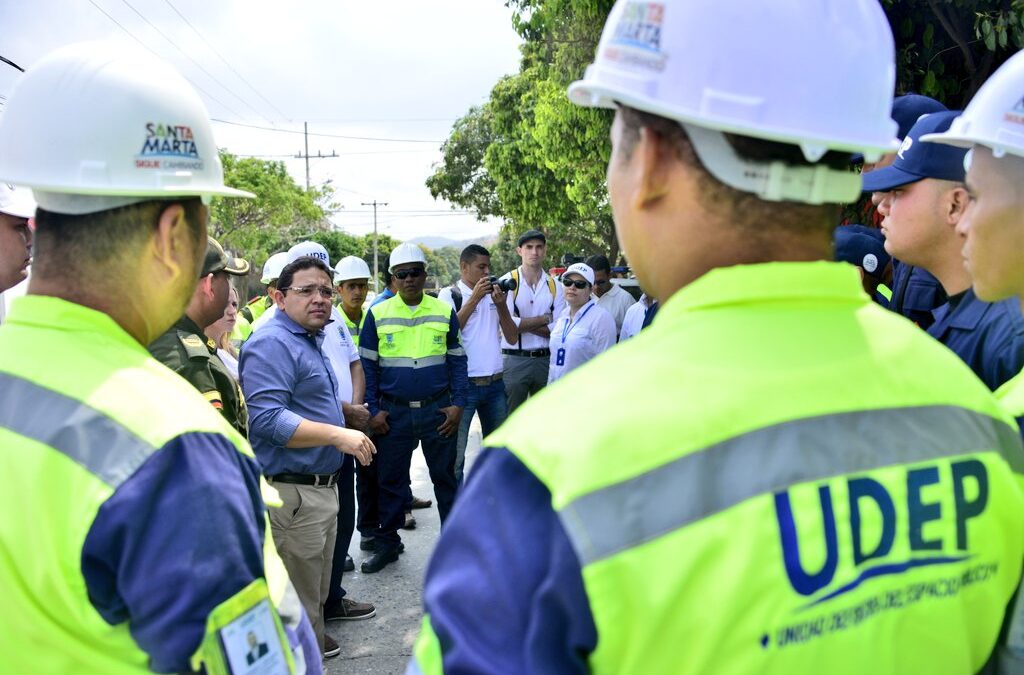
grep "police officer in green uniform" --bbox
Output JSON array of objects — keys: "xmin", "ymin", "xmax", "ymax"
[
  {"xmin": 150, "ymin": 236, "xmax": 251, "ymax": 436},
  {"xmin": 410, "ymin": 2, "xmax": 1024, "ymax": 674}
]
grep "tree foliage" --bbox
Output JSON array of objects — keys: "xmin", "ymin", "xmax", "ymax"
[{"xmin": 428, "ymin": 0, "xmax": 1024, "ymax": 268}]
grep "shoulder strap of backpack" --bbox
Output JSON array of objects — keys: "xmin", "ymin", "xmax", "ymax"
[
  {"xmin": 511, "ymin": 268, "xmax": 521, "ymax": 318},
  {"xmin": 450, "ymin": 285, "xmax": 462, "ymax": 313},
  {"xmin": 546, "ymin": 275, "xmax": 556, "ymax": 314}
]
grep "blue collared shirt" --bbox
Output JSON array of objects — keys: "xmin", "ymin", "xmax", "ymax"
[
  {"xmin": 927, "ymin": 288, "xmax": 1024, "ymax": 391},
  {"xmin": 360, "ymin": 297, "xmax": 468, "ymax": 417},
  {"xmin": 889, "ymin": 262, "xmax": 947, "ymax": 329},
  {"xmin": 240, "ymin": 310, "xmax": 345, "ymax": 475}
]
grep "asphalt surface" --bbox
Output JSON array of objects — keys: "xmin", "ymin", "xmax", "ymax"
[{"xmin": 324, "ymin": 417, "xmax": 483, "ymax": 674}]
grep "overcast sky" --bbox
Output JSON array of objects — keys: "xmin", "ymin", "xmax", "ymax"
[{"xmin": 0, "ymin": 0, "xmax": 523, "ymax": 243}]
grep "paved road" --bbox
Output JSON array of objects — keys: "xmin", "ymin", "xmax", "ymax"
[{"xmin": 325, "ymin": 418, "xmax": 483, "ymax": 674}]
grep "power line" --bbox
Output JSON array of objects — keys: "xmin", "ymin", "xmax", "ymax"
[
  {"xmin": 235, "ymin": 149, "xmax": 438, "ymax": 158},
  {"xmin": 211, "ymin": 118, "xmax": 442, "ymax": 144},
  {"xmin": 0, "ymin": 55, "xmax": 24, "ymax": 72},
  {"xmin": 161, "ymin": 0, "xmax": 290, "ymax": 122},
  {"xmin": 84, "ymin": 0, "xmax": 245, "ymax": 119},
  {"xmin": 116, "ymin": 0, "xmax": 272, "ymax": 123}
]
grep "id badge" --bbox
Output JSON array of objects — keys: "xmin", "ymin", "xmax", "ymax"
[
  {"xmin": 219, "ymin": 599, "xmax": 290, "ymax": 675},
  {"xmin": 555, "ymin": 348, "xmax": 566, "ymax": 366}
]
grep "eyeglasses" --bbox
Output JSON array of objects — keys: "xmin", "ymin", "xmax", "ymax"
[
  {"xmin": 282, "ymin": 285, "xmax": 335, "ymax": 299},
  {"xmin": 394, "ymin": 268, "xmax": 425, "ymax": 280},
  {"xmin": 562, "ymin": 278, "xmax": 591, "ymax": 289}
]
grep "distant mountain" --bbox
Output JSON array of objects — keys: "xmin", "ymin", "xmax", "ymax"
[{"xmin": 407, "ymin": 234, "xmax": 498, "ymax": 250}]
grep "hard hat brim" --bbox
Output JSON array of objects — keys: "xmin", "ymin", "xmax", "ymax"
[
  {"xmin": 568, "ymin": 79, "xmax": 900, "ymax": 163},
  {"xmin": 919, "ymin": 131, "xmax": 974, "ymax": 149}
]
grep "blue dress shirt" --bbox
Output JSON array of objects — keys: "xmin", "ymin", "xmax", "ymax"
[{"xmin": 240, "ymin": 309, "xmax": 345, "ymax": 475}]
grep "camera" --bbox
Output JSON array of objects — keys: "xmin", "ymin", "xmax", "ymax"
[{"xmin": 489, "ymin": 275, "xmax": 517, "ymax": 292}]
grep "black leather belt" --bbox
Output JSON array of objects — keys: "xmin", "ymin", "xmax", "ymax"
[
  {"xmin": 502, "ymin": 348, "xmax": 551, "ymax": 358},
  {"xmin": 381, "ymin": 388, "xmax": 450, "ymax": 409},
  {"xmin": 268, "ymin": 472, "xmax": 338, "ymax": 487},
  {"xmin": 468, "ymin": 372, "xmax": 503, "ymax": 386}
]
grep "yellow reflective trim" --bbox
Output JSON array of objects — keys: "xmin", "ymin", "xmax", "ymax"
[{"xmin": 412, "ymin": 615, "xmax": 444, "ymax": 675}]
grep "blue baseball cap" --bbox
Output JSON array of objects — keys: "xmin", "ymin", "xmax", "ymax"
[
  {"xmin": 891, "ymin": 94, "xmax": 948, "ymax": 140},
  {"xmin": 861, "ymin": 111, "xmax": 967, "ymax": 192},
  {"xmin": 834, "ymin": 225, "xmax": 891, "ymax": 280}
]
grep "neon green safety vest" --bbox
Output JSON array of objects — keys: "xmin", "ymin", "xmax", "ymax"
[
  {"xmin": 340, "ymin": 307, "xmax": 366, "ymax": 347},
  {"xmin": 413, "ymin": 262, "xmax": 1024, "ymax": 674},
  {"xmin": 364, "ymin": 294, "xmax": 460, "ymax": 368},
  {"xmin": 0, "ymin": 295, "xmax": 303, "ymax": 674},
  {"xmin": 998, "ymin": 370, "xmax": 1024, "ymax": 423}
]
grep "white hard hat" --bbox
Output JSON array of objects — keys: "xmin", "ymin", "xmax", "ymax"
[
  {"xmin": 922, "ymin": 50, "xmax": 1024, "ymax": 159},
  {"xmin": 334, "ymin": 255, "xmax": 372, "ymax": 283},
  {"xmin": 388, "ymin": 242, "xmax": 428, "ymax": 273},
  {"xmin": 261, "ymin": 252, "xmax": 290, "ymax": 284},
  {"xmin": 0, "ymin": 42, "xmax": 254, "ymax": 215},
  {"xmin": 568, "ymin": 0, "xmax": 899, "ymax": 204},
  {"xmin": 0, "ymin": 184, "xmax": 36, "ymax": 219},
  {"xmin": 287, "ymin": 241, "xmax": 330, "ymax": 267}
]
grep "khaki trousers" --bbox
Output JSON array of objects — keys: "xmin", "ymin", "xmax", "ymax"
[{"xmin": 268, "ymin": 482, "xmax": 339, "ymax": 653}]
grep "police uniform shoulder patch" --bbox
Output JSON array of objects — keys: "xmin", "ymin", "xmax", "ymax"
[
  {"xmin": 202, "ymin": 389, "xmax": 224, "ymax": 409},
  {"xmin": 178, "ymin": 332, "xmax": 211, "ymax": 359}
]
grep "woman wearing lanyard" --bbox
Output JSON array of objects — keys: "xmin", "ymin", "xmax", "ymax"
[{"xmin": 548, "ymin": 262, "xmax": 617, "ymax": 383}]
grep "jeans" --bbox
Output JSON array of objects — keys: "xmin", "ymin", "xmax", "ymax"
[
  {"xmin": 327, "ymin": 459, "xmax": 355, "ymax": 605},
  {"xmin": 374, "ymin": 397, "xmax": 458, "ymax": 550},
  {"xmin": 455, "ymin": 379, "xmax": 508, "ymax": 483}
]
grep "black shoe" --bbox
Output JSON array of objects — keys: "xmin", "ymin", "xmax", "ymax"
[
  {"xmin": 409, "ymin": 495, "xmax": 433, "ymax": 509},
  {"xmin": 402, "ymin": 511, "xmax": 417, "ymax": 530},
  {"xmin": 359, "ymin": 535, "xmax": 376, "ymax": 551},
  {"xmin": 361, "ymin": 548, "xmax": 399, "ymax": 574},
  {"xmin": 343, "ymin": 554, "xmax": 354, "ymax": 572}
]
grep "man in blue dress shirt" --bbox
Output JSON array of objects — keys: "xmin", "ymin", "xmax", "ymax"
[
  {"xmin": 240, "ymin": 256, "xmax": 375, "ymax": 659},
  {"xmin": 866, "ymin": 110, "xmax": 1024, "ymax": 390}
]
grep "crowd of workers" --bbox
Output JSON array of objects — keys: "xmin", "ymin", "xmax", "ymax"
[{"xmin": 7, "ymin": 0, "xmax": 1024, "ymax": 672}]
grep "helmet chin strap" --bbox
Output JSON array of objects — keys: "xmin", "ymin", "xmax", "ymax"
[{"xmin": 680, "ymin": 123, "xmax": 862, "ymax": 205}]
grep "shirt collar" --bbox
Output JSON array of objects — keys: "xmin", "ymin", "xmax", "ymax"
[
  {"xmin": 663, "ymin": 261, "xmax": 867, "ymax": 316},
  {"xmin": 5, "ymin": 294, "xmax": 147, "ymax": 354},
  {"xmin": 931, "ymin": 288, "xmax": 991, "ymax": 331}
]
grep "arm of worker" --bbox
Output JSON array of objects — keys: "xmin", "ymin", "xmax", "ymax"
[
  {"xmin": 81, "ymin": 433, "xmax": 321, "ymax": 674},
  {"xmin": 415, "ymin": 448, "xmax": 597, "ymax": 673},
  {"xmin": 439, "ymin": 309, "xmax": 469, "ymax": 436},
  {"xmin": 360, "ymin": 309, "xmax": 389, "ymax": 436},
  {"xmin": 241, "ymin": 335, "xmax": 373, "ymax": 464},
  {"xmin": 340, "ymin": 320, "xmax": 370, "ymax": 429}
]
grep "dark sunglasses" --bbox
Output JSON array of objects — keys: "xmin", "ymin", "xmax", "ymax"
[
  {"xmin": 394, "ymin": 268, "xmax": 425, "ymax": 280},
  {"xmin": 562, "ymin": 278, "xmax": 590, "ymax": 289}
]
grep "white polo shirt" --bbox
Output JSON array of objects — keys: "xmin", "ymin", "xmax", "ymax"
[
  {"xmin": 619, "ymin": 295, "xmax": 651, "ymax": 342},
  {"xmin": 250, "ymin": 304, "xmax": 360, "ymax": 404},
  {"xmin": 438, "ymin": 280, "xmax": 503, "ymax": 378},
  {"xmin": 596, "ymin": 283, "xmax": 636, "ymax": 336},
  {"xmin": 499, "ymin": 266, "xmax": 566, "ymax": 351},
  {"xmin": 547, "ymin": 299, "xmax": 617, "ymax": 383}
]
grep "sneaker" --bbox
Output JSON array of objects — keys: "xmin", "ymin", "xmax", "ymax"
[
  {"xmin": 402, "ymin": 511, "xmax": 417, "ymax": 530},
  {"xmin": 323, "ymin": 634, "xmax": 341, "ymax": 659},
  {"xmin": 409, "ymin": 495, "xmax": 433, "ymax": 509},
  {"xmin": 343, "ymin": 554, "xmax": 354, "ymax": 572},
  {"xmin": 326, "ymin": 597, "xmax": 377, "ymax": 622},
  {"xmin": 359, "ymin": 535, "xmax": 376, "ymax": 551}
]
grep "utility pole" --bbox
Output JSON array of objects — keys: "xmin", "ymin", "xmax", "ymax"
[
  {"xmin": 361, "ymin": 200, "xmax": 389, "ymax": 292},
  {"xmin": 295, "ymin": 122, "xmax": 338, "ymax": 191}
]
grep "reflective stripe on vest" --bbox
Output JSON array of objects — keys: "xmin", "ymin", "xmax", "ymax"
[{"xmin": 370, "ymin": 295, "xmax": 453, "ymax": 364}]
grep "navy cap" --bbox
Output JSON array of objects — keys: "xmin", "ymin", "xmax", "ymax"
[
  {"xmin": 834, "ymin": 225, "xmax": 891, "ymax": 280},
  {"xmin": 891, "ymin": 94, "xmax": 948, "ymax": 140},
  {"xmin": 517, "ymin": 229, "xmax": 546, "ymax": 246},
  {"xmin": 862, "ymin": 111, "xmax": 967, "ymax": 192}
]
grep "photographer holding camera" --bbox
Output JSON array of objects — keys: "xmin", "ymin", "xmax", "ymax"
[{"xmin": 439, "ymin": 244, "xmax": 518, "ymax": 483}]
